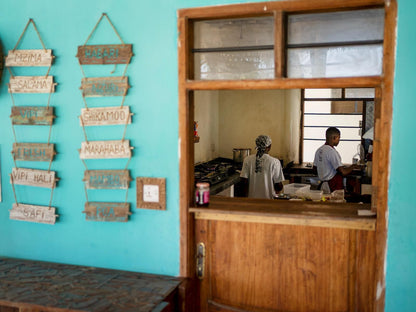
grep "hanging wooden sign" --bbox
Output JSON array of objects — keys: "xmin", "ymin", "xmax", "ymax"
[
  {"xmin": 12, "ymin": 143, "xmax": 55, "ymax": 162},
  {"xmin": 80, "ymin": 76, "xmax": 129, "ymax": 97},
  {"xmin": 80, "ymin": 106, "xmax": 131, "ymax": 126},
  {"xmin": 8, "ymin": 76, "xmax": 55, "ymax": 93},
  {"xmin": 79, "ymin": 140, "xmax": 132, "ymax": 159},
  {"xmin": 5, "ymin": 49, "xmax": 53, "ymax": 67},
  {"xmin": 11, "ymin": 168, "xmax": 57, "ymax": 188},
  {"xmin": 11, "ymin": 106, "xmax": 55, "ymax": 125},
  {"xmin": 83, "ymin": 202, "xmax": 131, "ymax": 222},
  {"xmin": 10, "ymin": 203, "xmax": 58, "ymax": 224},
  {"xmin": 77, "ymin": 44, "xmax": 133, "ymax": 65},
  {"xmin": 83, "ymin": 169, "xmax": 131, "ymax": 189}
]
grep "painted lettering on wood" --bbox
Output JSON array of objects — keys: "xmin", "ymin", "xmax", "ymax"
[
  {"xmin": 83, "ymin": 202, "xmax": 131, "ymax": 222},
  {"xmin": 80, "ymin": 106, "xmax": 131, "ymax": 126},
  {"xmin": 80, "ymin": 76, "xmax": 129, "ymax": 97},
  {"xmin": 10, "ymin": 203, "xmax": 58, "ymax": 224},
  {"xmin": 83, "ymin": 170, "xmax": 131, "ymax": 189},
  {"xmin": 79, "ymin": 140, "xmax": 132, "ymax": 159},
  {"xmin": 9, "ymin": 76, "xmax": 55, "ymax": 93},
  {"xmin": 12, "ymin": 143, "xmax": 55, "ymax": 162},
  {"xmin": 77, "ymin": 44, "xmax": 133, "ymax": 65},
  {"xmin": 11, "ymin": 168, "xmax": 57, "ymax": 188},
  {"xmin": 11, "ymin": 106, "xmax": 54, "ymax": 125},
  {"xmin": 5, "ymin": 49, "xmax": 53, "ymax": 67}
]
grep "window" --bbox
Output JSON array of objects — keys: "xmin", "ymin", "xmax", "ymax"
[{"xmin": 302, "ymin": 88, "xmax": 375, "ymax": 164}]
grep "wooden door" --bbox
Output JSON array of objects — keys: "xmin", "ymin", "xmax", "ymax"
[{"xmin": 195, "ymin": 217, "xmax": 376, "ymax": 312}]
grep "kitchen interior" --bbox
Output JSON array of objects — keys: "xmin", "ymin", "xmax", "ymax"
[{"xmin": 194, "ymin": 88, "xmax": 374, "ymax": 202}]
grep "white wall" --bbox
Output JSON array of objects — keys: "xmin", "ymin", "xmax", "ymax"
[{"xmin": 194, "ymin": 91, "xmax": 220, "ymax": 163}]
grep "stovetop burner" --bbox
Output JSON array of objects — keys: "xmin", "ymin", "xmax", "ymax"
[{"xmin": 194, "ymin": 157, "xmax": 236, "ymax": 185}]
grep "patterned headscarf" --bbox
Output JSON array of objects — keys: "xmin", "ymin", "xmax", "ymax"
[{"xmin": 255, "ymin": 135, "xmax": 272, "ymax": 173}]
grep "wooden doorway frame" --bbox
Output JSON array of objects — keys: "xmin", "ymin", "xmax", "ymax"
[{"xmin": 178, "ymin": 1, "xmax": 397, "ymax": 310}]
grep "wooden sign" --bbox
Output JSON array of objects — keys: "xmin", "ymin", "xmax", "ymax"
[
  {"xmin": 83, "ymin": 170, "xmax": 131, "ymax": 189},
  {"xmin": 5, "ymin": 49, "xmax": 53, "ymax": 67},
  {"xmin": 77, "ymin": 44, "xmax": 133, "ymax": 65},
  {"xmin": 80, "ymin": 106, "xmax": 131, "ymax": 126},
  {"xmin": 12, "ymin": 143, "xmax": 55, "ymax": 162},
  {"xmin": 9, "ymin": 76, "xmax": 55, "ymax": 93},
  {"xmin": 136, "ymin": 177, "xmax": 166, "ymax": 210},
  {"xmin": 83, "ymin": 202, "xmax": 131, "ymax": 222},
  {"xmin": 79, "ymin": 140, "xmax": 132, "ymax": 159},
  {"xmin": 80, "ymin": 76, "xmax": 129, "ymax": 97},
  {"xmin": 11, "ymin": 106, "xmax": 55, "ymax": 125},
  {"xmin": 11, "ymin": 168, "xmax": 57, "ymax": 188},
  {"xmin": 10, "ymin": 203, "xmax": 58, "ymax": 224}
]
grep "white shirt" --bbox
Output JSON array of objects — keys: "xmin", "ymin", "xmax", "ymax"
[
  {"xmin": 313, "ymin": 144, "xmax": 343, "ymax": 181},
  {"xmin": 240, "ymin": 154, "xmax": 284, "ymax": 199}
]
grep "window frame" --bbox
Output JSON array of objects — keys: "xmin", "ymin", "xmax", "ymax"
[{"xmin": 178, "ymin": 3, "xmax": 396, "ymax": 310}]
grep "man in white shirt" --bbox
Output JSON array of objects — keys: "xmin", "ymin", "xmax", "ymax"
[
  {"xmin": 313, "ymin": 127, "xmax": 361, "ymax": 193},
  {"xmin": 240, "ymin": 135, "xmax": 284, "ymax": 199}
]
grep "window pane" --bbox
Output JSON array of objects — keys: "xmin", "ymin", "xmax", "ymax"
[
  {"xmin": 194, "ymin": 50, "xmax": 274, "ymax": 80},
  {"xmin": 304, "ymin": 114, "xmax": 362, "ymax": 128},
  {"xmin": 194, "ymin": 17, "xmax": 274, "ymax": 49},
  {"xmin": 304, "ymin": 89, "xmax": 342, "ymax": 99},
  {"xmin": 287, "ymin": 44, "xmax": 383, "ymax": 78},
  {"xmin": 304, "ymin": 101, "xmax": 331, "ymax": 113},
  {"xmin": 345, "ymin": 88, "xmax": 375, "ymax": 98},
  {"xmin": 288, "ymin": 9, "xmax": 384, "ymax": 45},
  {"xmin": 304, "ymin": 127, "xmax": 361, "ymax": 140}
]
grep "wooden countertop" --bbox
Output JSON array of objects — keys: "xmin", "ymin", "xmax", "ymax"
[
  {"xmin": 190, "ymin": 196, "xmax": 375, "ymax": 231},
  {"xmin": 0, "ymin": 258, "xmax": 183, "ymax": 312}
]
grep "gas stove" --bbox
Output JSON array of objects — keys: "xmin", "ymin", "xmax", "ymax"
[{"xmin": 194, "ymin": 157, "xmax": 236, "ymax": 185}]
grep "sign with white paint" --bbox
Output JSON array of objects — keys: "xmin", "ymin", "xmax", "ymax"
[
  {"xmin": 83, "ymin": 169, "xmax": 131, "ymax": 189},
  {"xmin": 80, "ymin": 106, "xmax": 131, "ymax": 126},
  {"xmin": 11, "ymin": 106, "xmax": 55, "ymax": 125},
  {"xmin": 8, "ymin": 76, "xmax": 55, "ymax": 93},
  {"xmin": 10, "ymin": 203, "xmax": 58, "ymax": 224},
  {"xmin": 79, "ymin": 140, "xmax": 132, "ymax": 159},
  {"xmin": 77, "ymin": 44, "xmax": 133, "ymax": 65},
  {"xmin": 12, "ymin": 143, "xmax": 55, "ymax": 162},
  {"xmin": 80, "ymin": 76, "xmax": 129, "ymax": 97},
  {"xmin": 83, "ymin": 202, "xmax": 131, "ymax": 222},
  {"xmin": 11, "ymin": 168, "xmax": 57, "ymax": 188},
  {"xmin": 5, "ymin": 49, "xmax": 53, "ymax": 67}
]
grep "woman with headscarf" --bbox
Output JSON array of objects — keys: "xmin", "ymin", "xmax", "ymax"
[{"xmin": 239, "ymin": 135, "xmax": 284, "ymax": 199}]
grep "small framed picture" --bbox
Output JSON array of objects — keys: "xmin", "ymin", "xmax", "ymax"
[{"xmin": 136, "ymin": 177, "xmax": 166, "ymax": 210}]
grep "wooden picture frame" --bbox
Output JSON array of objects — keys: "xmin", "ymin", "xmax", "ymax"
[{"xmin": 136, "ymin": 177, "xmax": 166, "ymax": 210}]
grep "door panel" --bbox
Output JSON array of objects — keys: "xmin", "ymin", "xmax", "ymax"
[{"xmin": 196, "ymin": 219, "xmax": 376, "ymax": 312}]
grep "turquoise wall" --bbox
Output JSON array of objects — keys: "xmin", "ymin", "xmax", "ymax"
[
  {"xmin": 385, "ymin": 0, "xmax": 416, "ymax": 310},
  {"xmin": 0, "ymin": 0, "xmax": 263, "ymax": 276},
  {"xmin": 0, "ymin": 0, "xmax": 414, "ymax": 308}
]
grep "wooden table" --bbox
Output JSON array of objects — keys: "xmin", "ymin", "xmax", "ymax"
[{"xmin": 0, "ymin": 258, "xmax": 183, "ymax": 312}]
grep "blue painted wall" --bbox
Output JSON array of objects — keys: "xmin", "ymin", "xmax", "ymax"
[
  {"xmin": 0, "ymin": 0, "xmax": 415, "ymax": 308},
  {"xmin": 385, "ymin": 0, "xmax": 416, "ymax": 310}
]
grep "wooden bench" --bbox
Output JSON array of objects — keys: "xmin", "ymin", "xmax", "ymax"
[{"xmin": 0, "ymin": 258, "xmax": 184, "ymax": 312}]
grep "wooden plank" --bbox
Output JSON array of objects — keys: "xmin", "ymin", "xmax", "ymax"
[
  {"xmin": 79, "ymin": 140, "xmax": 132, "ymax": 159},
  {"xmin": 8, "ymin": 76, "xmax": 55, "ymax": 93},
  {"xmin": 80, "ymin": 106, "xmax": 131, "ymax": 126},
  {"xmin": 5, "ymin": 49, "xmax": 53, "ymax": 67},
  {"xmin": 10, "ymin": 106, "xmax": 54, "ymax": 125},
  {"xmin": 83, "ymin": 169, "xmax": 131, "ymax": 189},
  {"xmin": 76, "ymin": 44, "xmax": 133, "ymax": 65},
  {"xmin": 83, "ymin": 202, "xmax": 131, "ymax": 222},
  {"xmin": 10, "ymin": 168, "xmax": 57, "ymax": 188},
  {"xmin": 9, "ymin": 203, "xmax": 58, "ymax": 225},
  {"xmin": 12, "ymin": 143, "xmax": 55, "ymax": 162},
  {"xmin": 80, "ymin": 76, "xmax": 129, "ymax": 97},
  {"xmin": 193, "ymin": 211, "xmax": 375, "ymax": 231}
]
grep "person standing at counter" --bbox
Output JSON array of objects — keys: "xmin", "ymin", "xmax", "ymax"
[
  {"xmin": 313, "ymin": 127, "xmax": 362, "ymax": 193},
  {"xmin": 240, "ymin": 135, "xmax": 284, "ymax": 199}
]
